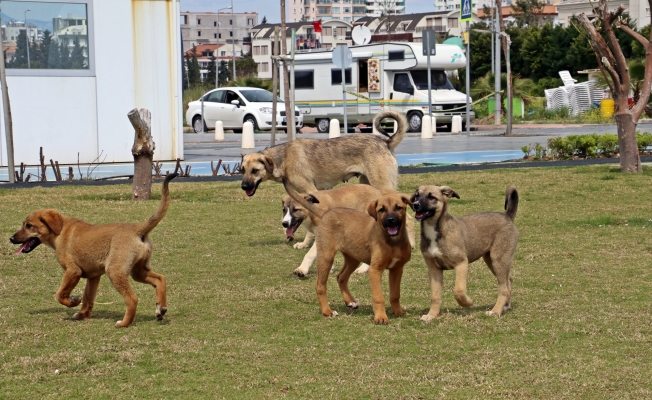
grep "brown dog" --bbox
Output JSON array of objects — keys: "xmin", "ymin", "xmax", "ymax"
[
  {"xmin": 411, "ymin": 185, "xmax": 519, "ymax": 321},
  {"xmin": 285, "ymin": 180, "xmax": 412, "ymax": 324},
  {"xmin": 240, "ymin": 110, "xmax": 407, "ymax": 197},
  {"xmin": 282, "ymin": 184, "xmax": 415, "ymax": 277},
  {"xmin": 9, "ymin": 173, "xmax": 178, "ymax": 328}
]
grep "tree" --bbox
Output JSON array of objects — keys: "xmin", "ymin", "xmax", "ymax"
[
  {"xmin": 186, "ymin": 46, "xmax": 201, "ymax": 87},
  {"xmin": 280, "ymin": 0, "xmax": 294, "ymax": 139},
  {"xmin": 205, "ymin": 54, "xmax": 217, "ymax": 87},
  {"xmin": 261, "ymin": 15, "xmax": 267, "ymax": 24},
  {"xmin": 59, "ymin": 41, "xmax": 72, "ymax": 69},
  {"xmin": 512, "ymin": 0, "xmax": 546, "ymax": 28},
  {"xmin": 10, "ymin": 30, "xmax": 29, "ymax": 68},
  {"xmin": 218, "ymin": 60, "xmax": 230, "ymax": 86},
  {"xmin": 576, "ymin": 1, "xmax": 647, "ymax": 172},
  {"xmin": 70, "ymin": 38, "xmax": 86, "ymax": 69},
  {"xmin": 236, "ymin": 56, "xmax": 258, "ymax": 78}
]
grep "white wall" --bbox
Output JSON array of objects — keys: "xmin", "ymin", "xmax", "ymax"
[{"xmin": 0, "ymin": 0, "xmax": 183, "ymax": 167}]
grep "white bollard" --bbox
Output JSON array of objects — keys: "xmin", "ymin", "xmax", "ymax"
[
  {"xmin": 241, "ymin": 121, "xmax": 255, "ymax": 149},
  {"xmin": 431, "ymin": 116, "xmax": 437, "ymax": 135},
  {"xmin": 451, "ymin": 115, "xmax": 462, "ymax": 133},
  {"xmin": 421, "ymin": 115, "xmax": 433, "ymax": 139},
  {"xmin": 214, "ymin": 120, "xmax": 224, "ymax": 141},
  {"xmin": 329, "ymin": 118, "xmax": 340, "ymax": 138}
]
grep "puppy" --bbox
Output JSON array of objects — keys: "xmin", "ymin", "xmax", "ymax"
[
  {"xmin": 285, "ymin": 180, "xmax": 412, "ymax": 324},
  {"xmin": 240, "ymin": 110, "xmax": 407, "ymax": 197},
  {"xmin": 282, "ymin": 184, "xmax": 416, "ymax": 277},
  {"xmin": 411, "ymin": 185, "xmax": 519, "ymax": 321},
  {"xmin": 10, "ymin": 174, "xmax": 178, "ymax": 328}
]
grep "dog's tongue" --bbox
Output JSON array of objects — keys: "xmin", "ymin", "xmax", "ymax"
[
  {"xmin": 386, "ymin": 226, "xmax": 399, "ymax": 236},
  {"xmin": 245, "ymin": 188, "xmax": 256, "ymax": 196},
  {"xmin": 15, "ymin": 242, "xmax": 29, "ymax": 255},
  {"xmin": 415, "ymin": 212, "xmax": 426, "ymax": 219},
  {"xmin": 285, "ymin": 225, "xmax": 298, "ymax": 238}
]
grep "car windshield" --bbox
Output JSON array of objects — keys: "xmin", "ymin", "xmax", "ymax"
[
  {"xmin": 410, "ymin": 70, "xmax": 454, "ymax": 90},
  {"xmin": 238, "ymin": 89, "xmax": 281, "ymax": 103}
]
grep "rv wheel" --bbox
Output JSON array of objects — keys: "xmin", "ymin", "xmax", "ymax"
[
  {"xmin": 407, "ymin": 112, "xmax": 422, "ymax": 132},
  {"xmin": 316, "ymin": 118, "xmax": 330, "ymax": 133}
]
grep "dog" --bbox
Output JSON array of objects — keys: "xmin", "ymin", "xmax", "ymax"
[
  {"xmin": 9, "ymin": 173, "xmax": 178, "ymax": 328},
  {"xmin": 240, "ymin": 110, "xmax": 407, "ymax": 197},
  {"xmin": 282, "ymin": 184, "xmax": 416, "ymax": 277},
  {"xmin": 284, "ymin": 180, "xmax": 412, "ymax": 324},
  {"xmin": 411, "ymin": 185, "xmax": 519, "ymax": 322}
]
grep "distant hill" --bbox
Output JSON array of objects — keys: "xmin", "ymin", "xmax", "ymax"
[{"xmin": 2, "ymin": 13, "xmax": 53, "ymax": 33}]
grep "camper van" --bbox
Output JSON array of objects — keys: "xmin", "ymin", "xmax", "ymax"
[{"xmin": 283, "ymin": 42, "xmax": 472, "ymax": 133}]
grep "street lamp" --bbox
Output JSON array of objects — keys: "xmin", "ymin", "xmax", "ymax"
[
  {"xmin": 473, "ymin": 28, "xmax": 512, "ymax": 136},
  {"xmin": 217, "ymin": 5, "xmax": 232, "ymax": 88},
  {"xmin": 231, "ymin": 0, "xmax": 236, "ymax": 81},
  {"xmin": 24, "ymin": 9, "xmax": 31, "ymax": 69}
]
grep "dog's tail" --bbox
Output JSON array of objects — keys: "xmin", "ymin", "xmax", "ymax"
[
  {"xmin": 136, "ymin": 173, "xmax": 178, "ymax": 237},
  {"xmin": 282, "ymin": 179, "xmax": 325, "ymax": 219},
  {"xmin": 504, "ymin": 186, "xmax": 519, "ymax": 221},
  {"xmin": 373, "ymin": 110, "xmax": 408, "ymax": 152}
]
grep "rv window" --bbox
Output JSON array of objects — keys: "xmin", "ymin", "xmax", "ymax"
[
  {"xmin": 294, "ymin": 70, "xmax": 314, "ymax": 89},
  {"xmin": 388, "ymin": 50, "xmax": 405, "ymax": 61},
  {"xmin": 393, "ymin": 73, "xmax": 412, "ymax": 93},
  {"xmin": 410, "ymin": 70, "xmax": 454, "ymax": 90},
  {"xmin": 331, "ymin": 68, "xmax": 352, "ymax": 85}
]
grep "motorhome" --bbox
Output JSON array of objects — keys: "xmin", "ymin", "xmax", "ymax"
[{"xmin": 282, "ymin": 42, "xmax": 472, "ymax": 133}]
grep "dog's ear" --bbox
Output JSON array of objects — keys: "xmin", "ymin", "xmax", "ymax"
[
  {"xmin": 367, "ymin": 200, "xmax": 378, "ymax": 220},
  {"xmin": 401, "ymin": 195, "xmax": 411, "ymax": 208},
  {"xmin": 409, "ymin": 189, "xmax": 419, "ymax": 205},
  {"xmin": 440, "ymin": 186, "xmax": 460, "ymax": 200},
  {"xmin": 38, "ymin": 210, "xmax": 63, "ymax": 235},
  {"xmin": 304, "ymin": 194, "xmax": 320, "ymax": 204},
  {"xmin": 261, "ymin": 155, "xmax": 274, "ymax": 175}
]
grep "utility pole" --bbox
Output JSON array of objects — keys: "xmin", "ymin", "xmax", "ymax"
[
  {"xmin": 0, "ymin": 10, "xmax": 15, "ymax": 183},
  {"xmin": 494, "ymin": 0, "xmax": 501, "ymax": 125}
]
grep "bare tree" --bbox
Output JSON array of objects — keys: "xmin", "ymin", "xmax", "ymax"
[
  {"xmin": 576, "ymin": 1, "xmax": 646, "ymax": 172},
  {"xmin": 379, "ymin": 0, "xmax": 397, "ymax": 41},
  {"xmin": 280, "ymin": 0, "xmax": 293, "ymax": 140},
  {"xmin": 128, "ymin": 108, "xmax": 155, "ymax": 200}
]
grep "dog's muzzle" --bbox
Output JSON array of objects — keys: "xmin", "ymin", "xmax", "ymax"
[
  {"xmin": 412, "ymin": 202, "xmax": 434, "ymax": 221},
  {"xmin": 241, "ymin": 180, "xmax": 259, "ymax": 197},
  {"xmin": 10, "ymin": 236, "xmax": 41, "ymax": 254},
  {"xmin": 383, "ymin": 215, "xmax": 401, "ymax": 237}
]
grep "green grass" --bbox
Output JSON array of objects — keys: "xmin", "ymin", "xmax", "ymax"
[{"xmin": 1, "ymin": 165, "xmax": 652, "ymax": 398}]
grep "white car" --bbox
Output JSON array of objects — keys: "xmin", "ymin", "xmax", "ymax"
[{"xmin": 186, "ymin": 87, "xmax": 303, "ymax": 133}]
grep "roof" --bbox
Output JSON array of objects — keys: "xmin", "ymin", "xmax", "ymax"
[
  {"xmin": 375, "ymin": 11, "xmax": 455, "ymax": 33},
  {"xmin": 477, "ymin": 5, "xmax": 557, "ymax": 18}
]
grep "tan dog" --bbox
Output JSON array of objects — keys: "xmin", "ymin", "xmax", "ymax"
[
  {"xmin": 240, "ymin": 110, "xmax": 407, "ymax": 197},
  {"xmin": 9, "ymin": 174, "xmax": 178, "ymax": 328},
  {"xmin": 285, "ymin": 180, "xmax": 412, "ymax": 324},
  {"xmin": 282, "ymin": 184, "xmax": 415, "ymax": 277},
  {"xmin": 411, "ymin": 185, "xmax": 519, "ymax": 321}
]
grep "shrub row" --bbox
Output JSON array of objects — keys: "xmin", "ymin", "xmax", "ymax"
[{"xmin": 522, "ymin": 132, "xmax": 652, "ymax": 160}]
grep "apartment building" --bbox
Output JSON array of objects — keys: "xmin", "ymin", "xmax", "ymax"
[
  {"xmin": 180, "ymin": 11, "xmax": 258, "ymax": 54},
  {"xmin": 288, "ymin": 0, "xmax": 404, "ymax": 23}
]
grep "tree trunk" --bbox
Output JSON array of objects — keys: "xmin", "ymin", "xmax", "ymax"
[
  {"xmin": 615, "ymin": 113, "xmax": 642, "ymax": 172},
  {"xmin": 128, "ymin": 108, "xmax": 155, "ymax": 200},
  {"xmin": 280, "ymin": 0, "xmax": 293, "ymax": 141}
]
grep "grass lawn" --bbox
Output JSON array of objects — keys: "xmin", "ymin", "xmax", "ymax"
[{"xmin": 1, "ymin": 164, "xmax": 651, "ymax": 399}]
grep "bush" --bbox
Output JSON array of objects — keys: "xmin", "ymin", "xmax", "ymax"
[
  {"xmin": 597, "ymin": 134, "xmax": 619, "ymax": 157},
  {"xmin": 636, "ymin": 131, "xmax": 652, "ymax": 152},
  {"xmin": 547, "ymin": 137, "xmax": 574, "ymax": 159}
]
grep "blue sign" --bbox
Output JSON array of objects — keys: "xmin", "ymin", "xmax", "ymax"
[{"xmin": 461, "ymin": 0, "xmax": 472, "ymax": 22}]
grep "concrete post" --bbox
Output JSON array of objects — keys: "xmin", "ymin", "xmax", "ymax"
[
  {"xmin": 421, "ymin": 115, "xmax": 433, "ymax": 139},
  {"xmin": 451, "ymin": 116, "xmax": 462, "ymax": 133},
  {"xmin": 328, "ymin": 118, "xmax": 340, "ymax": 138},
  {"xmin": 215, "ymin": 121, "xmax": 224, "ymax": 141},
  {"xmin": 241, "ymin": 121, "xmax": 255, "ymax": 148}
]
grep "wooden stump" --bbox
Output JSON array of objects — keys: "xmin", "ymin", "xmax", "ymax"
[{"xmin": 128, "ymin": 108, "xmax": 155, "ymax": 200}]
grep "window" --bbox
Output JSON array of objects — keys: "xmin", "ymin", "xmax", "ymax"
[
  {"xmin": 261, "ymin": 46, "xmax": 269, "ymax": 55},
  {"xmin": 229, "ymin": 19, "xmax": 233, "ymax": 25},
  {"xmin": 221, "ymin": 51, "xmax": 226, "ymax": 56},
  {"xmin": 258, "ymin": 62, "xmax": 269, "ymax": 73},
  {"xmin": 388, "ymin": 50, "xmax": 404, "ymax": 61},
  {"xmin": 4, "ymin": 0, "xmax": 94, "ymax": 76},
  {"xmin": 336, "ymin": 27, "xmax": 346, "ymax": 36},
  {"xmin": 448, "ymin": 18, "xmax": 458, "ymax": 28},
  {"xmin": 332, "ymin": 7, "xmax": 340, "ymax": 12},
  {"xmin": 410, "ymin": 70, "xmax": 453, "ymax": 90},
  {"xmin": 214, "ymin": 21, "xmax": 217, "ymax": 26},
  {"xmin": 253, "ymin": 46, "xmax": 261, "ymax": 55},
  {"xmin": 294, "ymin": 70, "xmax": 314, "ymax": 89},
  {"xmin": 229, "ymin": 31, "xmax": 233, "ymax": 37},
  {"xmin": 393, "ymin": 73, "xmax": 412, "ymax": 93},
  {"xmin": 218, "ymin": 33, "xmax": 222, "ymax": 38},
  {"xmin": 198, "ymin": 30, "xmax": 202, "ymax": 36},
  {"xmin": 323, "ymin": 27, "xmax": 332, "ymax": 36},
  {"xmin": 248, "ymin": 18, "xmax": 254, "ymax": 25},
  {"xmin": 204, "ymin": 90, "xmax": 224, "ymax": 102},
  {"xmin": 214, "ymin": 33, "xmax": 217, "ymax": 38},
  {"xmin": 197, "ymin": 18, "xmax": 201, "ymax": 25},
  {"xmin": 182, "ymin": 15, "xmax": 188, "ymax": 24},
  {"xmin": 331, "ymin": 68, "xmax": 352, "ymax": 85}
]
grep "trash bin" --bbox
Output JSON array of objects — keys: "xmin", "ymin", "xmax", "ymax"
[{"xmin": 600, "ymin": 99, "xmax": 615, "ymax": 118}]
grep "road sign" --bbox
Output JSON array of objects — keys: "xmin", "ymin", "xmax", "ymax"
[
  {"xmin": 332, "ymin": 45, "xmax": 352, "ymax": 69},
  {"xmin": 422, "ymin": 30, "xmax": 436, "ymax": 56},
  {"xmin": 461, "ymin": 0, "xmax": 473, "ymax": 22}
]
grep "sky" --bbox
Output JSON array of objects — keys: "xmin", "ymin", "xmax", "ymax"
[{"xmin": 179, "ymin": 0, "xmax": 437, "ymax": 23}]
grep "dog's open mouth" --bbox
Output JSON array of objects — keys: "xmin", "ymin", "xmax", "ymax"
[
  {"xmin": 243, "ymin": 180, "xmax": 261, "ymax": 197},
  {"xmin": 285, "ymin": 219, "xmax": 303, "ymax": 239},
  {"xmin": 384, "ymin": 222, "xmax": 401, "ymax": 237},
  {"xmin": 14, "ymin": 237, "xmax": 41, "ymax": 254},
  {"xmin": 414, "ymin": 210, "xmax": 434, "ymax": 221}
]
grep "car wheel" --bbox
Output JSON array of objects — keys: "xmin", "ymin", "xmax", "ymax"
[
  {"xmin": 192, "ymin": 116, "xmax": 206, "ymax": 133},
  {"xmin": 316, "ymin": 118, "xmax": 330, "ymax": 133},
  {"xmin": 243, "ymin": 114, "xmax": 259, "ymax": 131},
  {"xmin": 407, "ymin": 112, "xmax": 422, "ymax": 133}
]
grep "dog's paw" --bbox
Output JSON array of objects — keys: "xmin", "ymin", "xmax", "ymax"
[
  {"xmin": 293, "ymin": 268, "xmax": 308, "ymax": 278},
  {"xmin": 71, "ymin": 312, "xmax": 87, "ymax": 320},
  {"xmin": 346, "ymin": 301, "xmax": 359, "ymax": 309},
  {"xmin": 354, "ymin": 264, "xmax": 370, "ymax": 274},
  {"xmin": 68, "ymin": 296, "xmax": 82, "ymax": 307},
  {"xmin": 373, "ymin": 315, "xmax": 389, "ymax": 325},
  {"xmin": 485, "ymin": 310, "xmax": 502, "ymax": 317},
  {"xmin": 322, "ymin": 310, "xmax": 339, "ymax": 317},
  {"xmin": 115, "ymin": 320, "xmax": 131, "ymax": 328},
  {"xmin": 419, "ymin": 314, "xmax": 437, "ymax": 323},
  {"xmin": 156, "ymin": 306, "xmax": 167, "ymax": 320},
  {"xmin": 293, "ymin": 242, "xmax": 309, "ymax": 250}
]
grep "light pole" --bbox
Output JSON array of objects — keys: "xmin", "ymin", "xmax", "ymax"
[
  {"xmin": 231, "ymin": 0, "xmax": 236, "ymax": 81},
  {"xmin": 24, "ymin": 9, "xmax": 31, "ymax": 69},
  {"xmin": 217, "ymin": 6, "xmax": 232, "ymax": 88}
]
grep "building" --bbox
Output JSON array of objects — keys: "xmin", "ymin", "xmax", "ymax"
[
  {"xmin": 288, "ymin": 0, "xmax": 404, "ymax": 23},
  {"xmin": 476, "ymin": 4, "xmax": 559, "ymax": 25},
  {"xmin": 180, "ymin": 11, "xmax": 257, "ymax": 54},
  {"xmin": 556, "ymin": 0, "xmax": 647, "ymax": 29},
  {"xmin": 184, "ymin": 43, "xmax": 244, "ymax": 81},
  {"xmin": 2, "ymin": 21, "xmax": 40, "ymax": 43},
  {"xmin": 249, "ymin": 20, "xmax": 354, "ymax": 79},
  {"xmin": 52, "ymin": 15, "xmax": 89, "ymax": 60},
  {"xmin": 355, "ymin": 11, "xmax": 478, "ymax": 42}
]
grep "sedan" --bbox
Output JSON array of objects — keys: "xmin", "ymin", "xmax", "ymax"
[{"xmin": 186, "ymin": 87, "xmax": 303, "ymax": 133}]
